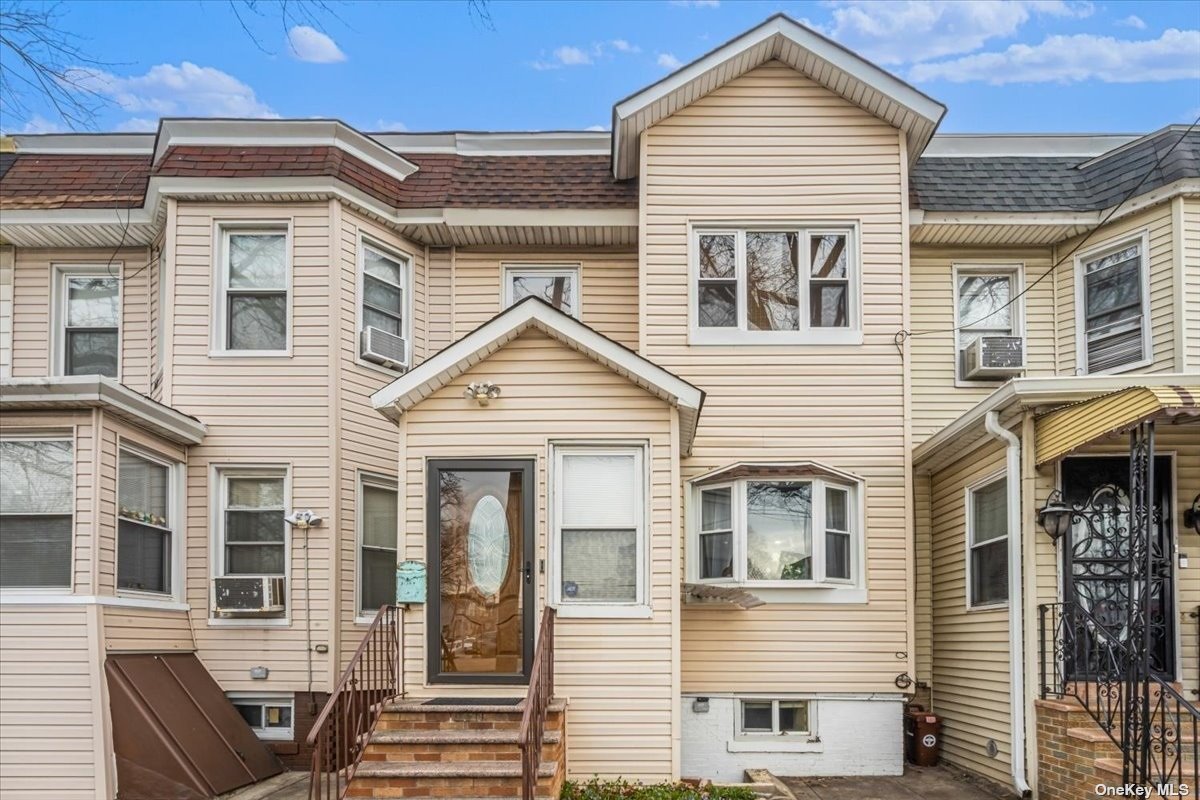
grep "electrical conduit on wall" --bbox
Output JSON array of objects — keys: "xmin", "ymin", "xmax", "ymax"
[{"xmin": 984, "ymin": 411, "xmax": 1033, "ymax": 798}]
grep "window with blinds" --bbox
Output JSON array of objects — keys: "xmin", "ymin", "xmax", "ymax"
[
  {"xmin": 0, "ymin": 439, "xmax": 74, "ymax": 588},
  {"xmin": 219, "ymin": 471, "xmax": 287, "ymax": 577},
  {"xmin": 553, "ymin": 446, "xmax": 645, "ymax": 608},
  {"xmin": 118, "ymin": 450, "xmax": 173, "ymax": 594},
  {"xmin": 62, "ymin": 272, "xmax": 120, "ymax": 377},
  {"xmin": 968, "ymin": 476, "xmax": 1009, "ymax": 608},
  {"xmin": 359, "ymin": 476, "xmax": 398, "ymax": 615},
  {"xmin": 1080, "ymin": 239, "xmax": 1148, "ymax": 373}
]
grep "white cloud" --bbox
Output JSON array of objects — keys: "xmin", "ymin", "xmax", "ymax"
[
  {"xmin": 69, "ymin": 62, "xmax": 277, "ymax": 119},
  {"xmin": 610, "ymin": 39, "xmax": 640, "ymax": 53},
  {"xmin": 9, "ymin": 114, "xmax": 64, "ymax": 134},
  {"xmin": 669, "ymin": 0, "xmax": 719, "ymax": 7},
  {"xmin": 115, "ymin": 118, "xmax": 159, "ymax": 132},
  {"xmin": 286, "ymin": 25, "xmax": 347, "ymax": 63},
  {"xmin": 585, "ymin": 124, "xmax": 608, "ymax": 131},
  {"xmin": 657, "ymin": 52, "xmax": 683, "ymax": 70},
  {"xmin": 1117, "ymin": 14, "xmax": 1147, "ymax": 30},
  {"xmin": 532, "ymin": 40, "xmax": 642, "ymax": 69},
  {"xmin": 371, "ymin": 119, "xmax": 407, "ymax": 131},
  {"xmin": 909, "ymin": 28, "xmax": 1200, "ymax": 84},
  {"xmin": 556, "ymin": 45, "xmax": 592, "ymax": 66},
  {"xmin": 822, "ymin": 0, "xmax": 1093, "ymax": 65}
]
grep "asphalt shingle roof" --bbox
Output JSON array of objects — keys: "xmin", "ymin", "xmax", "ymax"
[{"xmin": 911, "ymin": 127, "xmax": 1200, "ymax": 213}]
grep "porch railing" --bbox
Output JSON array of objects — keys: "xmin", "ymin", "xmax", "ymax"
[
  {"xmin": 518, "ymin": 606, "xmax": 556, "ymax": 800},
  {"xmin": 308, "ymin": 605, "xmax": 400, "ymax": 800},
  {"xmin": 1040, "ymin": 601, "xmax": 1199, "ymax": 790}
]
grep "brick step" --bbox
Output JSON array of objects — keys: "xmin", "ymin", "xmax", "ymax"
[
  {"xmin": 363, "ymin": 729, "xmax": 563, "ymax": 762},
  {"xmin": 368, "ymin": 728, "xmax": 563, "ymax": 746},
  {"xmin": 376, "ymin": 700, "xmax": 565, "ymax": 732},
  {"xmin": 1093, "ymin": 756, "xmax": 1198, "ymax": 780},
  {"xmin": 348, "ymin": 760, "xmax": 559, "ymax": 799}
]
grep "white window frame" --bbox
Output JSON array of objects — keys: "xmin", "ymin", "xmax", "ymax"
[
  {"xmin": 210, "ymin": 465, "xmax": 291, "ymax": 626},
  {"xmin": 1073, "ymin": 230, "xmax": 1152, "ymax": 375},
  {"xmin": 951, "ymin": 263, "xmax": 1026, "ymax": 386},
  {"xmin": 356, "ymin": 236, "xmax": 413, "ymax": 374},
  {"xmin": 116, "ymin": 443, "xmax": 183, "ymax": 601},
  {"xmin": 52, "ymin": 264, "xmax": 122, "ymax": 379},
  {"xmin": 502, "ymin": 263, "xmax": 582, "ymax": 319},
  {"xmin": 355, "ymin": 472, "xmax": 398, "ymax": 623},
  {"xmin": 689, "ymin": 475, "xmax": 864, "ymax": 591},
  {"xmin": 965, "ymin": 472, "xmax": 1009, "ymax": 611},
  {"xmin": 735, "ymin": 698, "xmax": 815, "ymax": 739},
  {"xmin": 0, "ymin": 433, "xmax": 75, "ymax": 594},
  {"xmin": 688, "ymin": 223, "xmax": 862, "ymax": 346},
  {"xmin": 211, "ymin": 224, "xmax": 292, "ymax": 357},
  {"xmin": 549, "ymin": 441, "xmax": 650, "ymax": 618},
  {"xmin": 227, "ymin": 692, "xmax": 295, "ymax": 741}
]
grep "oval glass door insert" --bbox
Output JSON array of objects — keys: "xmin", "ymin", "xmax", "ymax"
[{"xmin": 467, "ymin": 494, "xmax": 510, "ymax": 597}]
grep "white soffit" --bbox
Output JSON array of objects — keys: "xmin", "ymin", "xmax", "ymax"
[
  {"xmin": 370, "ymin": 298, "xmax": 705, "ymax": 454},
  {"xmin": 610, "ymin": 13, "xmax": 946, "ymax": 179}
]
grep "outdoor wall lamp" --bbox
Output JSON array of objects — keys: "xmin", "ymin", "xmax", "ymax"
[
  {"xmin": 284, "ymin": 510, "xmax": 322, "ymax": 529},
  {"xmin": 1037, "ymin": 490, "xmax": 1073, "ymax": 543},
  {"xmin": 1184, "ymin": 493, "xmax": 1200, "ymax": 535},
  {"xmin": 464, "ymin": 381, "xmax": 502, "ymax": 406}
]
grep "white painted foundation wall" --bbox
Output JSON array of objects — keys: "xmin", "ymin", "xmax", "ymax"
[{"xmin": 680, "ymin": 694, "xmax": 904, "ymax": 782}]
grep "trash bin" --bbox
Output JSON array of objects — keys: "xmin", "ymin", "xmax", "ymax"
[{"xmin": 904, "ymin": 703, "xmax": 943, "ymax": 766}]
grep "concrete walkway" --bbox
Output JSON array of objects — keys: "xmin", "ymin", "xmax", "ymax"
[{"xmin": 780, "ymin": 765, "xmax": 1013, "ymax": 800}]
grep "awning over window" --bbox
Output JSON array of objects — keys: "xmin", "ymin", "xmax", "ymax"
[{"xmin": 1035, "ymin": 385, "xmax": 1200, "ymax": 466}]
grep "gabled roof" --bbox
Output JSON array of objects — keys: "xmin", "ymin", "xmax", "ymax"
[
  {"xmin": 610, "ymin": 13, "xmax": 946, "ymax": 179},
  {"xmin": 370, "ymin": 298, "xmax": 705, "ymax": 454}
]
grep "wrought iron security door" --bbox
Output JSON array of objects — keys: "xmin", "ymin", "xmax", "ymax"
[{"xmin": 1061, "ymin": 452, "xmax": 1175, "ymax": 680}]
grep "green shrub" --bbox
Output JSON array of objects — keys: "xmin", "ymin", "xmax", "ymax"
[{"xmin": 560, "ymin": 777, "xmax": 757, "ymax": 800}]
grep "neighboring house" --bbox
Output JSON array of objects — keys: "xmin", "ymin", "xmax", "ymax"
[{"xmin": 0, "ymin": 14, "xmax": 1195, "ymax": 800}]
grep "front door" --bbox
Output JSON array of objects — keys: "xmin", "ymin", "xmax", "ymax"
[
  {"xmin": 426, "ymin": 459, "xmax": 534, "ymax": 685},
  {"xmin": 1062, "ymin": 455, "xmax": 1175, "ymax": 679}
]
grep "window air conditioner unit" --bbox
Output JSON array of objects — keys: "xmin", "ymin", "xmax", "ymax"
[
  {"xmin": 360, "ymin": 327, "xmax": 408, "ymax": 369},
  {"xmin": 963, "ymin": 335, "xmax": 1026, "ymax": 380},
  {"xmin": 213, "ymin": 576, "xmax": 286, "ymax": 617}
]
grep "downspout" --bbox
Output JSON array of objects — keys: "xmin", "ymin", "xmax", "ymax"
[{"xmin": 985, "ymin": 411, "xmax": 1033, "ymax": 798}]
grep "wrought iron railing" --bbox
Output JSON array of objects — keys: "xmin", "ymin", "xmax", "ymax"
[
  {"xmin": 518, "ymin": 606, "xmax": 556, "ymax": 800},
  {"xmin": 1040, "ymin": 601, "xmax": 1199, "ymax": 790},
  {"xmin": 308, "ymin": 605, "xmax": 400, "ymax": 800},
  {"xmin": 1191, "ymin": 605, "xmax": 1199, "ymax": 700}
]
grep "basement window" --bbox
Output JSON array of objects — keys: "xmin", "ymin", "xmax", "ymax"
[
  {"xmin": 738, "ymin": 699, "xmax": 812, "ymax": 737},
  {"xmin": 228, "ymin": 693, "xmax": 294, "ymax": 740}
]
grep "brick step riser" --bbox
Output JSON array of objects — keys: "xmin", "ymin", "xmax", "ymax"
[
  {"xmin": 377, "ymin": 717, "xmax": 564, "ymax": 733},
  {"xmin": 347, "ymin": 776, "xmax": 558, "ymax": 798},
  {"xmin": 362, "ymin": 742, "xmax": 563, "ymax": 761}
]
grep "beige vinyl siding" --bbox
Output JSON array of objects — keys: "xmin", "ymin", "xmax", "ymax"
[
  {"xmin": 426, "ymin": 246, "xmax": 453, "ymax": 355},
  {"xmin": 1183, "ymin": 197, "xmax": 1200, "ymax": 371},
  {"xmin": 400, "ymin": 328, "xmax": 677, "ymax": 780},
  {"xmin": 102, "ymin": 606, "xmax": 194, "ymax": 652},
  {"xmin": 149, "ymin": 230, "xmax": 165, "ymax": 399},
  {"xmin": 909, "ymin": 246, "xmax": 1056, "ymax": 442},
  {"xmin": 1055, "ymin": 202, "xmax": 1176, "ymax": 375},
  {"xmin": 914, "ymin": 472, "xmax": 933, "ymax": 691},
  {"xmin": 1, "ymin": 245, "xmax": 12, "ymax": 378},
  {"xmin": 0, "ymin": 605, "xmax": 107, "ymax": 800},
  {"xmin": 450, "ymin": 248, "xmax": 640, "ymax": 349},
  {"xmin": 641, "ymin": 61, "xmax": 911, "ymax": 692},
  {"xmin": 928, "ymin": 441, "xmax": 1011, "ymax": 786},
  {"xmin": 9, "ymin": 247, "xmax": 151, "ymax": 385},
  {"xmin": 168, "ymin": 202, "xmax": 332, "ymax": 692},
  {"xmin": 333, "ymin": 208, "xmax": 419, "ymax": 666}
]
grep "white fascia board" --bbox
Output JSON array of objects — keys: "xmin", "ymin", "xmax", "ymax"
[
  {"xmin": 441, "ymin": 208, "xmax": 637, "ymax": 227},
  {"xmin": 153, "ymin": 119, "xmax": 419, "ymax": 181},
  {"xmin": 11, "ymin": 132, "xmax": 156, "ymax": 154},
  {"xmin": 371, "ymin": 299, "xmax": 703, "ymax": 414},
  {"xmin": 0, "ymin": 376, "xmax": 206, "ymax": 445},
  {"xmin": 613, "ymin": 15, "xmax": 944, "ymax": 128},
  {"xmin": 924, "ymin": 133, "xmax": 1141, "ymax": 158},
  {"xmin": 369, "ymin": 131, "xmax": 612, "ymax": 156}
]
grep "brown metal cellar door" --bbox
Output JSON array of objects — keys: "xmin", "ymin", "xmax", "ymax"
[{"xmin": 105, "ymin": 653, "xmax": 283, "ymax": 800}]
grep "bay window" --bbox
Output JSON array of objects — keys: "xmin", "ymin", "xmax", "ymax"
[
  {"xmin": 1077, "ymin": 237, "xmax": 1149, "ymax": 373},
  {"xmin": 693, "ymin": 472, "xmax": 860, "ymax": 587},
  {"xmin": 0, "ymin": 439, "xmax": 73, "ymax": 589},
  {"xmin": 692, "ymin": 226, "xmax": 858, "ymax": 343},
  {"xmin": 118, "ymin": 449, "xmax": 174, "ymax": 594},
  {"xmin": 217, "ymin": 229, "xmax": 289, "ymax": 353},
  {"xmin": 59, "ymin": 269, "xmax": 120, "ymax": 377},
  {"xmin": 552, "ymin": 444, "xmax": 646, "ymax": 612}
]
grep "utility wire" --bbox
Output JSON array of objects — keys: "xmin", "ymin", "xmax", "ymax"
[{"xmin": 894, "ymin": 118, "xmax": 1199, "ymax": 350}]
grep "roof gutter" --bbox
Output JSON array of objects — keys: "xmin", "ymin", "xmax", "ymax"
[{"xmin": 984, "ymin": 411, "xmax": 1032, "ymax": 799}]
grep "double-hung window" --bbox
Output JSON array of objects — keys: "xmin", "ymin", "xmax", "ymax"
[
  {"xmin": 967, "ymin": 476, "xmax": 1008, "ymax": 608},
  {"xmin": 1078, "ymin": 238, "xmax": 1149, "ymax": 373},
  {"xmin": 694, "ymin": 473, "xmax": 860, "ymax": 587},
  {"xmin": 218, "ymin": 470, "xmax": 287, "ymax": 579},
  {"xmin": 59, "ymin": 268, "xmax": 120, "ymax": 377},
  {"xmin": 504, "ymin": 265, "xmax": 580, "ymax": 317},
  {"xmin": 693, "ymin": 226, "xmax": 857, "ymax": 343},
  {"xmin": 118, "ymin": 449, "xmax": 174, "ymax": 595},
  {"xmin": 218, "ymin": 229, "xmax": 288, "ymax": 353},
  {"xmin": 0, "ymin": 439, "xmax": 73, "ymax": 589},
  {"xmin": 954, "ymin": 267, "xmax": 1021, "ymax": 380},
  {"xmin": 359, "ymin": 475, "xmax": 398, "ymax": 616},
  {"xmin": 361, "ymin": 244, "xmax": 409, "ymax": 339},
  {"xmin": 553, "ymin": 445, "xmax": 646, "ymax": 611}
]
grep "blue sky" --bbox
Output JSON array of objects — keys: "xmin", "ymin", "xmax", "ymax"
[{"xmin": 9, "ymin": 0, "xmax": 1200, "ymax": 135}]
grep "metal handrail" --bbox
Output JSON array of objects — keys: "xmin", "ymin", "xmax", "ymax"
[
  {"xmin": 307, "ymin": 605, "xmax": 400, "ymax": 800},
  {"xmin": 1191, "ymin": 605, "xmax": 1199, "ymax": 700},
  {"xmin": 518, "ymin": 606, "xmax": 556, "ymax": 800}
]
